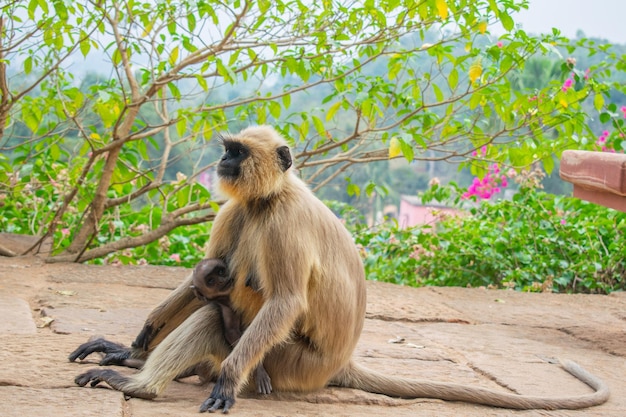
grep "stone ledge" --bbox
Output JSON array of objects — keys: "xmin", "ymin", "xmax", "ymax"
[{"xmin": 0, "ymin": 296, "xmax": 37, "ymax": 334}]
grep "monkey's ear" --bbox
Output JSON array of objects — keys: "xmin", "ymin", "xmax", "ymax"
[{"xmin": 277, "ymin": 146, "xmax": 292, "ymax": 172}]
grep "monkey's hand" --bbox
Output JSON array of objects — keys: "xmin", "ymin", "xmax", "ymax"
[
  {"xmin": 68, "ymin": 338, "xmax": 131, "ymax": 366},
  {"xmin": 199, "ymin": 374, "xmax": 236, "ymax": 414},
  {"xmin": 75, "ymin": 368, "xmax": 157, "ymax": 400},
  {"xmin": 131, "ymin": 322, "xmax": 160, "ymax": 352},
  {"xmin": 75, "ymin": 368, "xmax": 119, "ymax": 388}
]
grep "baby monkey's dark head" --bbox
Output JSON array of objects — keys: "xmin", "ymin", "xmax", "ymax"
[{"xmin": 191, "ymin": 258, "xmax": 232, "ymax": 302}]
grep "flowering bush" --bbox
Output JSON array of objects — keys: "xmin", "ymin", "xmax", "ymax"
[{"xmin": 347, "ymin": 177, "xmax": 626, "ymax": 294}]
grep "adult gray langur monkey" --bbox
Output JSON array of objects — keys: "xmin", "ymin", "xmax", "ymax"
[{"xmin": 70, "ymin": 125, "xmax": 610, "ymax": 413}]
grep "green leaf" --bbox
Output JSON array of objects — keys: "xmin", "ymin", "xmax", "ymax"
[
  {"xmin": 326, "ymin": 101, "xmax": 342, "ymax": 121},
  {"xmin": 256, "ymin": 105, "xmax": 267, "ymax": 124},
  {"xmin": 599, "ymin": 112, "xmax": 610, "ymax": 124},
  {"xmin": 216, "ymin": 59, "xmax": 235, "ymax": 83},
  {"xmin": 168, "ymin": 82, "xmax": 181, "ymax": 99},
  {"xmin": 22, "ymin": 105, "xmax": 40, "ymax": 133},
  {"xmin": 28, "ymin": 0, "xmax": 37, "ymax": 19},
  {"xmin": 24, "ymin": 56, "xmax": 33, "ymax": 74},
  {"xmin": 268, "ymin": 101, "xmax": 281, "ymax": 119},
  {"xmin": 388, "ymin": 62, "xmax": 402, "ymax": 81},
  {"xmin": 282, "ymin": 94, "xmax": 291, "ymax": 109},
  {"xmin": 399, "ymin": 138, "xmax": 414, "ymax": 162},
  {"xmin": 593, "ymin": 93, "xmax": 604, "ymax": 112},
  {"xmin": 50, "ymin": 143, "xmax": 61, "ymax": 160},
  {"xmin": 176, "ymin": 118, "xmax": 187, "ymax": 138},
  {"xmin": 346, "ymin": 182, "xmax": 360, "ymax": 197},
  {"xmin": 500, "ymin": 12, "xmax": 514, "ymax": 31},
  {"xmin": 312, "ymin": 115, "xmax": 325, "ymax": 137},
  {"xmin": 177, "ymin": 185, "xmax": 190, "ymax": 208},
  {"xmin": 542, "ymin": 155, "xmax": 555, "ymax": 175},
  {"xmin": 79, "ymin": 37, "xmax": 91, "ymax": 57},
  {"xmin": 187, "ymin": 13, "xmax": 197, "ymax": 31},
  {"xmin": 508, "ymin": 146, "xmax": 533, "ymax": 168},
  {"xmin": 448, "ymin": 68, "xmax": 458, "ymax": 89},
  {"xmin": 169, "ymin": 46, "xmax": 179, "ymax": 67},
  {"xmin": 196, "ymin": 75, "xmax": 208, "ymax": 91},
  {"xmin": 52, "ymin": 0, "xmax": 68, "ymax": 21},
  {"xmin": 432, "ymin": 84, "xmax": 444, "ymax": 102},
  {"xmin": 112, "ymin": 49, "xmax": 122, "ymax": 66}
]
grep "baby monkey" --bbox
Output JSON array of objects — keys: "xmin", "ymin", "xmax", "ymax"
[{"xmin": 191, "ymin": 258, "xmax": 272, "ymax": 395}]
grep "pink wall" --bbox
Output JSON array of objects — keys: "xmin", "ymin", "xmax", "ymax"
[{"xmin": 397, "ymin": 197, "xmax": 461, "ymax": 228}]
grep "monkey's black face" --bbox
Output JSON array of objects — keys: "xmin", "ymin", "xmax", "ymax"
[{"xmin": 217, "ymin": 140, "xmax": 249, "ymax": 179}]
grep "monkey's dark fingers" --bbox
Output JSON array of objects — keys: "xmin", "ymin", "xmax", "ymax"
[
  {"xmin": 210, "ymin": 398, "xmax": 234, "ymax": 414},
  {"xmin": 68, "ymin": 338, "xmax": 129, "ymax": 362},
  {"xmin": 255, "ymin": 368, "xmax": 272, "ymax": 395},
  {"xmin": 74, "ymin": 369, "xmax": 108, "ymax": 387},
  {"xmin": 257, "ymin": 378, "xmax": 272, "ymax": 395},
  {"xmin": 99, "ymin": 350, "xmax": 132, "ymax": 367},
  {"xmin": 200, "ymin": 395, "xmax": 235, "ymax": 413},
  {"xmin": 199, "ymin": 397, "xmax": 217, "ymax": 413},
  {"xmin": 208, "ymin": 398, "xmax": 224, "ymax": 413},
  {"xmin": 131, "ymin": 323, "xmax": 159, "ymax": 352}
]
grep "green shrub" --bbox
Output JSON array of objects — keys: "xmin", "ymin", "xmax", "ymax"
[{"xmin": 348, "ymin": 183, "xmax": 625, "ymax": 294}]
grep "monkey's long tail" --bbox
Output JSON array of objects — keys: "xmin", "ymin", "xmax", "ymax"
[{"xmin": 333, "ymin": 359, "xmax": 609, "ymax": 410}]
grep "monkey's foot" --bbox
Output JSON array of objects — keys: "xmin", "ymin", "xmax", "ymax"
[
  {"xmin": 69, "ymin": 337, "xmax": 132, "ymax": 366},
  {"xmin": 75, "ymin": 369, "xmax": 157, "ymax": 400},
  {"xmin": 199, "ymin": 375, "xmax": 236, "ymax": 413}
]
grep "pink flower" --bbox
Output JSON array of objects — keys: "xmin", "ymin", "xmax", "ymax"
[
  {"xmin": 170, "ymin": 254, "xmax": 181, "ymax": 262},
  {"xmin": 481, "ymin": 145, "xmax": 487, "ymax": 155},
  {"xmin": 496, "ymin": 41, "xmax": 503, "ymax": 48},
  {"xmin": 596, "ymin": 130, "xmax": 610, "ymax": 147},
  {"xmin": 61, "ymin": 228, "xmax": 70, "ymax": 236},
  {"xmin": 560, "ymin": 219, "xmax": 566, "ymax": 225},
  {"xmin": 462, "ymin": 163, "xmax": 509, "ymax": 200},
  {"xmin": 562, "ymin": 78, "xmax": 573, "ymax": 92}
]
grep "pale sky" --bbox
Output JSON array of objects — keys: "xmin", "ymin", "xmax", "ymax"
[{"xmin": 514, "ymin": 0, "xmax": 626, "ymax": 43}]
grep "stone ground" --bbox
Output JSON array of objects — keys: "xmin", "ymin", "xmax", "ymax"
[{"xmin": 0, "ymin": 254, "xmax": 624, "ymax": 417}]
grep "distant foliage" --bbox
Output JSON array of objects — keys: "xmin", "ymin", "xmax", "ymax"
[{"xmin": 346, "ymin": 175, "xmax": 626, "ymax": 294}]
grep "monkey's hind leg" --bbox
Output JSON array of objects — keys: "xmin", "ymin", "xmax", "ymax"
[{"xmin": 75, "ymin": 304, "xmax": 230, "ymax": 399}]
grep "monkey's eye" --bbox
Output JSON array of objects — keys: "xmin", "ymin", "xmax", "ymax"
[{"xmin": 215, "ymin": 267, "xmax": 227, "ymax": 276}]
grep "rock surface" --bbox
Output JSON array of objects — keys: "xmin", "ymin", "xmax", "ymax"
[{"xmin": 0, "ymin": 255, "xmax": 624, "ymax": 416}]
